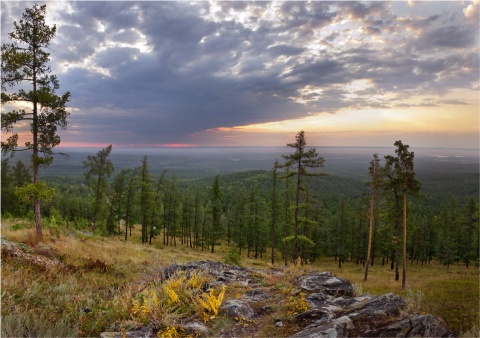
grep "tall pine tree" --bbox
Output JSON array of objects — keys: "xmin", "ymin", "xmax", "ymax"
[
  {"xmin": 1, "ymin": 4, "xmax": 70, "ymax": 240},
  {"xmin": 385, "ymin": 141, "xmax": 421, "ymax": 288},
  {"xmin": 82, "ymin": 145, "xmax": 114, "ymax": 231},
  {"xmin": 281, "ymin": 130, "xmax": 325, "ymax": 264}
]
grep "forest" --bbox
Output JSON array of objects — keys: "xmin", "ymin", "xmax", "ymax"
[
  {"xmin": 1, "ymin": 4, "xmax": 479, "ymax": 337},
  {"xmin": 1, "ymin": 3, "xmax": 478, "ymax": 279},
  {"xmin": 2, "ymin": 136, "xmax": 479, "ymax": 276}
]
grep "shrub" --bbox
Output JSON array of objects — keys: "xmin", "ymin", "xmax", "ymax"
[
  {"xmin": 224, "ymin": 244, "xmax": 242, "ymax": 266},
  {"xmin": 197, "ymin": 284, "xmax": 227, "ymax": 322},
  {"xmin": 285, "ymin": 292, "xmax": 309, "ymax": 316}
]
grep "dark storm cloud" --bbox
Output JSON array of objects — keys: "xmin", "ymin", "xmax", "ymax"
[{"xmin": 1, "ymin": 1, "xmax": 478, "ymax": 146}]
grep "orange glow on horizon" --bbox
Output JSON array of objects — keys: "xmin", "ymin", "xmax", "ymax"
[{"xmin": 57, "ymin": 142, "xmax": 198, "ymax": 148}]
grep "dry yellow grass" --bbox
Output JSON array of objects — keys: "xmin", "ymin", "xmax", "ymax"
[{"xmin": 1, "ymin": 219, "xmax": 478, "ymax": 336}]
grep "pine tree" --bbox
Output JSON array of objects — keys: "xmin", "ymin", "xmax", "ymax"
[
  {"xmin": 1, "ymin": 4, "xmax": 70, "ymax": 241},
  {"xmin": 364, "ymin": 154, "xmax": 383, "ymax": 281},
  {"xmin": 82, "ymin": 145, "xmax": 114, "ymax": 231},
  {"xmin": 106, "ymin": 169, "xmax": 128, "ymax": 235},
  {"xmin": 210, "ymin": 175, "xmax": 222, "ymax": 253},
  {"xmin": 124, "ymin": 168, "xmax": 139, "ymax": 240},
  {"xmin": 271, "ymin": 161, "xmax": 280, "ymax": 264},
  {"xmin": 149, "ymin": 169, "xmax": 168, "ymax": 244},
  {"xmin": 281, "ymin": 130, "xmax": 325, "ymax": 264},
  {"xmin": 139, "ymin": 156, "xmax": 152, "ymax": 244},
  {"xmin": 385, "ymin": 141, "xmax": 421, "ymax": 288},
  {"xmin": 464, "ymin": 197, "xmax": 479, "ymax": 267}
]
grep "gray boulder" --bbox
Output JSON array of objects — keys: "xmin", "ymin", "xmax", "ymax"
[
  {"xmin": 365, "ymin": 314, "xmax": 455, "ymax": 337},
  {"xmin": 293, "ymin": 272, "xmax": 354, "ymax": 297},
  {"xmin": 220, "ymin": 299, "xmax": 255, "ymax": 319},
  {"xmin": 290, "ymin": 315, "xmax": 354, "ymax": 338}
]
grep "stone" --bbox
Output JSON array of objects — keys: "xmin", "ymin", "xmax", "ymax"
[
  {"xmin": 294, "ymin": 272, "xmax": 354, "ymax": 297},
  {"xmin": 345, "ymin": 293, "xmax": 407, "ymax": 333},
  {"xmin": 100, "ymin": 327, "xmax": 153, "ymax": 338},
  {"xmin": 244, "ymin": 289, "xmax": 270, "ymax": 302},
  {"xmin": 293, "ymin": 309, "xmax": 329, "ymax": 324},
  {"xmin": 290, "ymin": 315, "xmax": 354, "ymax": 338},
  {"xmin": 365, "ymin": 314, "xmax": 455, "ymax": 337},
  {"xmin": 306, "ymin": 292, "xmax": 329, "ymax": 309},
  {"xmin": 179, "ymin": 321, "xmax": 209, "ymax": 336},
  {"xmin": 97, "ymin": 261, "xmax": 455, "ymax": 338},
  {"xmin": 220, "ymin": 299, "xmax": 255, "ymax": 319},
  {"xmin": 162, "ymin": 260, "xmax": 253, "ymax": 285}
]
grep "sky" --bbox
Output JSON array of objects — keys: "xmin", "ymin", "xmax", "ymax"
[{"xmin": 1, "ymin": 1, "xmax": 479, "ymax": 149}]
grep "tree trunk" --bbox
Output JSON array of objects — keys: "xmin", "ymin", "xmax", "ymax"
[
  {"xmin": 364, "ymin": 189, "xmax": 375, "ymax": 281},
  {"xmin": 32, "ymin": 52, "xmax": 43, "ymax": 242},
  {"xmin": 402, "ymin": 191, "xmax": 407, "ymax": 288},
  {"xmin": 292, "ymin": 158, "xmax": 301, "ymax": 264}
]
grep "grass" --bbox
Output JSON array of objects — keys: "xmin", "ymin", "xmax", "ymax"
[{"xmin": 1, "ymin": 218, "xmax": 478, "ymax": 337}]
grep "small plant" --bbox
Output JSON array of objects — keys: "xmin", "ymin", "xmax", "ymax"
[
  {"xmin": 286, "ymin": 292, "xmax": 309, "ymax": 316},
  {"xmin": 405, "ymin": 288, "xmax": 423, "ymax": 314},
  {"xmin": 224, "ymin": 244, "xmax": 242, "ymax": 266},
  {"xmin": 157, "ymin": 326, "xmax": 182, "ymax": 338},
  {"xmin": 186, "ymin": 272, "xmax": 207, "ymax": 290},
  {"xmin": 352, "ymin": 283, "xmax": 363, "ymax": 296},
  {"xmin": 197, "ymin": 284, "xmax": 227, "ymax": 322},
  {"xmin": 234, "ymin": 315, "xmax": 257, "ymax": 327},
  {"xmin": 163, "ymin": 285, "xmax": 180, "ymax": 306}
]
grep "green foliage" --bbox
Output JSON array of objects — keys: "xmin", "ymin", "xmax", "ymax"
[
  {"xmin": 282, "ymin": 235, "xmax": 314, "ymax": 247},
  {"xmin": 82, "ymin": 145, "xmax": 114, "ymax": 231},
  {"xmin": 285, "ymin": 291, "xmax": 309, "ymax": 316},
  {"xmin": 1, "ymin": 4, "xmax": 70, "ymax": 158},
  {"xmin": 280, "ymin": 130, "xmax": 325, "ymax": 264},
  {"xmin": 15, "ymin": 180, "xmax": 55, "ymax": 202},
  {"xmin": 224, "ymin": 244, "xmax": 242, "ymax": 266}
]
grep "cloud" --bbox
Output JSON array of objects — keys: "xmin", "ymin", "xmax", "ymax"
[{"xmin": 1, "ymin": 1, "xmax": 478, "ymax": 147}]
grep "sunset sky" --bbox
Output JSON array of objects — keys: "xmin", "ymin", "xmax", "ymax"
[{"xmin": 1, "ymin": 1, "xmax": 478, "ymax": 149}]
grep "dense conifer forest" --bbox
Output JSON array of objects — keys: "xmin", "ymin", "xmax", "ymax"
[{"xmin": 3, "ymin": 139, "xmax": 478, "ymax": 271}]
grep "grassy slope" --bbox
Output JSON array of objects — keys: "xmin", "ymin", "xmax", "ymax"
[{"xmin": 1, "ymin": 219, "xmax": 478, "ymax": 337}]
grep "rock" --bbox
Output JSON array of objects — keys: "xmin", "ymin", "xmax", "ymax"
[
  {"xmin": 293, "ymin": 309, "xmax": 329, "ymax": 324},
  {"xmin": 306, "ymin": 292, "xmax": 329, "ymax": 309},
  {"xmin": 100, "ymin": 327, "xmax": 154, "ymax": 338},
  {"xmin": 179, "ymin": 321, "xmax": 209, "ymax": 336},
  {"xmin": 162, "ymin": 260, "xmax": 254, "ymax": 285},
  {"xmin": 345, "ymin": 293, "xmax": 407, "ymax": 333},
  {"xmin": 1, "ymin": 237, "xmax": 66, "ymax": 270},
  {"xmin": 244, "ymin": 289, "xmax": 270, "ymax": 302},
  {"xmin": 99, "ymin": 261, "xmax": 455, "ymax": 338},
  {"xmin": 290, "ymin": 315, "xmax": 354, "ymax": 338},
  {"xmin": 365, "ymin": 313, "xmax": 455, "ymax": 337},
  {"xmin": 294, "ymin": 272, "xmax": 354, "ymax": 297},
  {"xmin": 220, "ymin": 299, "xmax": 255, "ymax": 319}
]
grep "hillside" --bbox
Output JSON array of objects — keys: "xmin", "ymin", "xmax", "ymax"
[{"xmin": 1, "ymin": 220, "xmax": 478, "ymax": 337}]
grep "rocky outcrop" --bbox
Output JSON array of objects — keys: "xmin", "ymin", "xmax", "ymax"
[
  {"xmin": 293, "ymin": 271, "xmax": 354, "ymax": 297},
  {"xmin": 220, "ymin": 299, "xmax": 255, "ymax": 319},
  {"xmin": 1, "ymin": 237, "xmax": 66, "ymax": 270},
  {"xmin": 101, "ymin": 260, "xmax": 455, "ymax": 338}
]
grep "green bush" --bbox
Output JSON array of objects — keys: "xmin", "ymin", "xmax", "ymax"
[{"xmin": 224, "ymin": 244, "xmax": 242, "ymax": 266}]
